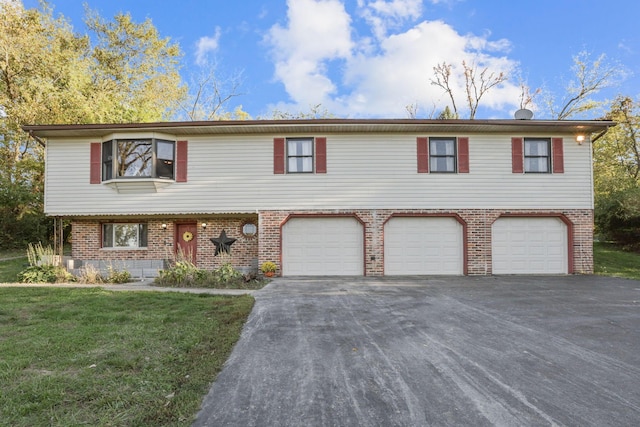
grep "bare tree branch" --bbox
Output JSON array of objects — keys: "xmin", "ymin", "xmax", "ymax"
[
  {"xmin": 430, "ymin": 62, "xmax": 458, "ymax": 118},
  {"xmin": 462, "ymin": 60, "xmax": 507, "ymax": 119},
  {"xmin": 554, "ymin": 52, "xmax": 623, "ymax": 120}
]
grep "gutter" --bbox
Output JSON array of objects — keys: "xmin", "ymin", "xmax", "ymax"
[{"xmin": 27, "ymin": 130, "xmax": 46, "ymax": 147}]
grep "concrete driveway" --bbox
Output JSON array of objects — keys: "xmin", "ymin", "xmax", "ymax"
[{"xmin": 193, "ymin": 276, "xmax": 640, "ymax": 426}]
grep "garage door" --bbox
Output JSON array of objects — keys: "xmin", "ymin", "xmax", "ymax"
[
  {"xmin": 492, "ymin": 217, "xmax": 568, "ymax": 274},
  {"xmin": 384, "ymin": 217, "xmax": 463, "ymax": 275},
  {"xmin": 282, "ymin": 217, "xmax": 364, "ymax": 276}
]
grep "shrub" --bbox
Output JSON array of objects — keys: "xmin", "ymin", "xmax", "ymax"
[
  {"xmin": 214, "ymin": 262, "xmax": 243, "ymax": 284},
  {"xmin": 155, "ymin": 259, "xmax": 205, "ymax": 287},
  {"xmin": 155, "ymin": 260, "xmax": 261, "ymax": 289},
  {"xmin": 26, "ymin": 242, "xmax": 58, "ymax": 267},
  {"xmin": 18, "ymin": 265, "xmax": 73, "ymax": 283},
  {"xmin": 76, "ymin": 264, "xmax": 104, "ymax": 284},
  {"xmin": 106, "ymin": 265, "xmax": 132, "ymax": 284},
  {"xmin": 18, "ymin": 243, "xmax": 72, "ymax": 283}
]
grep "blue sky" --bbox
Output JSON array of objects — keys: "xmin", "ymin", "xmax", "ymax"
[{"xmin": 22, "ymin": 0, "xmax": 640, "ymax": 119}]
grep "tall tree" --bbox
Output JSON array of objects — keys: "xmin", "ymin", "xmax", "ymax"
[
  {"xmin": 0, "ymin": 0, "xmax": 90, "ymax": 247},
  {"xmin": 0, "ymin": 1, "xmax": 188, "ymax": 248},
  {"xmin": 594, "ymin": 96, "xmax": 640, "ymax": 194},
  {"xmin": 178, "ymin": 62, "xmax": 246, "ymax": 121},
  {"xmin": 430, "ymin": 60, "xmax": 506, "ymax": 119},
  {"xmin": 85, "ymin": 8, "xmax": 186, "ymax": 122},
  {"xmin": 593, "ymin": 96, "xmax": 640, "ymax": 249},
  {"xmin": 547, "ymin": 51, "xmax": 623, "ymax": 120}
]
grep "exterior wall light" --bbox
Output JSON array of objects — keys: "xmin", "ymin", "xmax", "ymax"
[
  {"xmin": 201, "ymin": 223, "xmax": 207, "ymax": 229},
  {"xmin": 576, "ymin": 135, "xmax": 585, "ymax": 145},
  {"xmin": 161, "ymin": 223, "xmax": 167, "ymax": 230}
]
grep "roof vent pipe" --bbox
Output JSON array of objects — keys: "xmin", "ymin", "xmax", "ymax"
[{"xmin": 514, "ymin": 109, "xmax": 534, "ymax": 120}]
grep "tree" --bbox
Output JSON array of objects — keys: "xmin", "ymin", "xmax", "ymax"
[
  {"xmin": 0, "ymin": 0, "xmax": 90, "ymax": 247},
  {"xmin": 431, "ymin": 60, "xmax": 506, "ymax": 119},
  {"xmin": 85, "ymin": 8, "xmax": 186, "ymax": 122},
  {"xmin": 437, "ymin": 106, "xmax": 457, "ymax": 120},
  {"xmin": 178, "ymin": 62, "xmax": 247, "ymax": 121},
  {"xmin": 264, "ymin": 104, "xmax": 335, "ymax": 120},
  {"xmin": 593, "ymin": 96, "xmax": 640, "ymax": 250},
  {"xmin": 547, "ymin": 51, "xmax": 623, "ymax": 120},
  {"xmin": 0, "ymin": 1, "xmax": 188, "ymax": 248},
  {"xmin": 594, "ymin": 96, "xmax": 640, "ymax": 194}
]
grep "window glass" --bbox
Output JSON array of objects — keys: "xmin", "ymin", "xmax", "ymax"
[
  {"xmin": 430, "ymin": 156, "xmax": 455, "ymax": 172},
  {"xmin": 102, "ymin": 224, "xmax": 113, "ymax": 247},
  {"xmin": 524, "ymin": 139, "xmax": 550, "ymax": 173},
  {"xmin": 287, "ymin": 139, "xmax": 314, "ymax": 173},
  {"xmin": 156, "ymin": 140, "xmax": 175, "ymax": 179},
  {"xmin": 525, "ymin": 157, "xmax": 548, "ymax": 172},
  {"xmin": 429, "ymin": 138, "xmax": 456, "ymax": 173},
  {"xmin": 102, "ymin": 139, "xmax": 176, "ymax": 180},
  {"xmin": 242, "ymin": 222, "xmax": 257, "ymax": 237},
  {"xmin": 138, "ymin": 224, "xmax": 148, "ymax": 247},
  {"xmin": 117, "ymin": 140, "xmax": 153, "ymax": 177},
  {"xmin": 102, "ymin": 223, "xmax": 148, "ymax": 248},
  {"xmin": 102, "ymin": 140, "xmax": 113, "ymax": 181},
  {"xmin": 525, "ymin": 140, "xmax": 549, "ymax": 156}
]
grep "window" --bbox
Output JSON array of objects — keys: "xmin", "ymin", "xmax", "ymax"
[
  {"xmin": 102, "ymin": 223, "xmax": 148, "ymax": 248},
  {"xmin": 429, "ymin": 138, "xmax": 457, "ymax": 173},
  {"xmin": 524, "ymin": 138, "xmax": 551, "ymax": 173},
  {"xmin": 417, "ymin": 137, "xmax": 469, "ymax": 174},
  {"xmin": 287, "ymin": 138, "xmax": 314, "ymax": 173},
  {"xmin": 102, "ymin": 139, "xmax": 175, "ymax": 180},
  {"xmin": 274, "ymin": 137, "xmax": 326, "ymax": 174},
  {"xmin": 241, "ymin": 221, "xmax": 257, "ymax": 238}
]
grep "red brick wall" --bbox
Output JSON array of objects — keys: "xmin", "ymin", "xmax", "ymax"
[
  {"xmin": 71, "ymin": 217, "xmax": 258, "ymax": 272},
  {"xmin": 258, "ymin": 209, "xmax": 594, "ymax": 276},
  {"xmin": 72, "ymin": 209, "xmax": 593, "ymax": 276}
]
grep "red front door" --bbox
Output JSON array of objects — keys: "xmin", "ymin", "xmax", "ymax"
[{"xmin": 175, "ymin": 223, "xmax": 197, "ymax": 263}]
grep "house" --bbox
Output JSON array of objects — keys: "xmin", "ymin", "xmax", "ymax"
[{"xmin": 23, "ymin": 118, "xmax": 615, "ymax": 277}]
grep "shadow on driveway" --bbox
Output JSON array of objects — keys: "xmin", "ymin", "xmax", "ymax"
[{"xmin": 194, "ymin": 275, "xmax": 640, "ymax": 426}]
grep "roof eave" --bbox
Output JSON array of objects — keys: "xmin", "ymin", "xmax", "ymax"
[{"xmin": 22, "ymin": 118, "xmax": 617, "ymax": 139}]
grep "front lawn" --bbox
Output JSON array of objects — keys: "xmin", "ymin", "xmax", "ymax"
[
  {"xmin": 594, "ymin": 242, "xmax": 640, "ymax": 280},
  {"xmin": 0, "ymin": 288, "xmax": 254, "ymax": 426},
  {"xmin": 0, "ymin": 256, "xmax": 27, "ymax": 283}
]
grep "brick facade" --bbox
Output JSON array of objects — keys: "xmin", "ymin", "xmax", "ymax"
[
  {"xmin": 71, "ymin": 216, "xmax": 259, "ymax": 273},
  {"xmin": 72, "ymin": 209, "xmax": 593, "ymax": 276},
  {"xmin": 258, "ymin": 209, "xmax": 594, "ymax": 276}
]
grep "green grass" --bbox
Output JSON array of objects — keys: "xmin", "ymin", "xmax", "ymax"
[
  {"xmin": 0, "ymin": 256, "xmax": 28, "ymax": 282},
  {"xmin": 0, "ymin": 288, "xmax": 254, "ymax": 426},
  {"xmin": 594, "ymin": 242, "xmax": 640, "ymax": 280}
]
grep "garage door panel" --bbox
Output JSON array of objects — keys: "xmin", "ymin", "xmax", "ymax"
[
  {"xmin": 385, "ymin": 217, "xmax": 463, "ymax": 275},
  {"xmin": 492, "ymin": 217, "xmax": 568, "ymax": 274},
  {"xmin": 283, "ymin": 218, "xmax": 363, "ymax": 276}
]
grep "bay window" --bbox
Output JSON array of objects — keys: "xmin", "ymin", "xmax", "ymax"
[{"xmin": 102, "ymin": 139, "xmax": 175, "ymax": 180}]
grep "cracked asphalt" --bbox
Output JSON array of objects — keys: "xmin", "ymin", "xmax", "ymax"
[{"xmin": 193, "ymin": 275, "xmax": 640, "ymax": 426}]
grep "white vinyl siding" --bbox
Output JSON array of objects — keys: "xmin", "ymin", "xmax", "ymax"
[
  {"xmin": 44, "ymin": 134, "xmax": 592, "ymax": 216},
  {"xmin": 384, "ymin": 217, "xmax": 463, "ymax": 275},
  {"xmin": 492, "ymin": 217, "xmax": 568, "ymax": 274},
  {"xmin": 282, "ymin": 217, "xmax": 363, "ymax": 276}
]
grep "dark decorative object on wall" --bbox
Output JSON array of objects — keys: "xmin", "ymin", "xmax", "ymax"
[{"xmin": 210, "ymin": 229, "xmax": 237, "ymax": 256}]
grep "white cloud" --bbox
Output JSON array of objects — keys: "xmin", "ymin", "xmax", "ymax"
[
  {"xmin": 265, "ymin": 0, "xmax": 353, "ymax": 106},
  {"xmin": 265, "ymin": 1, "xmax": 521, "ymax": 118},
  {"xmin": 195, "ymin": 27, "xmax": 221, "ymax": 66},
  {"xmin": 358, "ymin": 0, "xmax": 422, "ymax": 39}
]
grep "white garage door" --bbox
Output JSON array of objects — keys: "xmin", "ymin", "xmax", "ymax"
[
  {"xmin": 492, "ymin": 217, "xmax": 568, "ymax": 274},
  {"xmin": 282, "ymin": 217, "xmax": 364, "ymax": 276},
  {"xmin": 384, "ymin": 217, "xmax": 463, "ymax": 275}
]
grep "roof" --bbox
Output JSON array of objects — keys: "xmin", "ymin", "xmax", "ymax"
[{"xmin": 22, "ymin": 118, "xmax": 616, "ymax": 139}]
